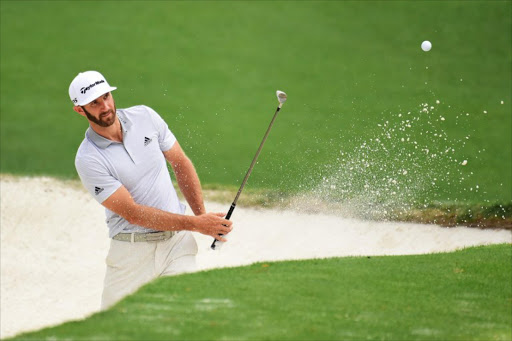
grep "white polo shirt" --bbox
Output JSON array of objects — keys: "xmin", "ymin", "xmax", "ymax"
[{"xmin": 75, "ymin": 105, "xmax": 186, "ymax": 238}]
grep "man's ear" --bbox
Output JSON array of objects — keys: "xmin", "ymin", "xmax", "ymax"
[{"xmin": 73, "ymin": 106, "xmax": 86, "ymax": 117}]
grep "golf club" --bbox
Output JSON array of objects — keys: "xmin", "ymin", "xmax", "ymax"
[{"xmin": 211, "ymin": 90, "xmax": 288, "ymax": 250}]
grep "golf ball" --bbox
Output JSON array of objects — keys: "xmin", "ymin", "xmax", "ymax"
[{"xmin": 421, "ymin": 40, "xmax": 432, "ymax": 52}]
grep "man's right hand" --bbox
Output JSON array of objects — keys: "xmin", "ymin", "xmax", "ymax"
[{"xmin": 192, "ymin": 213, "xmax": 233, "ymax": 242}]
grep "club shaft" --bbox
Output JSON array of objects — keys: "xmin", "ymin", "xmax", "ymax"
[
  {"xmin": 211, "ymin": 104, "xmax": 282, "ymax": 250},
  {"xmin": 233, "ymin": 106, "xmax": 281, "ymax": 205}
]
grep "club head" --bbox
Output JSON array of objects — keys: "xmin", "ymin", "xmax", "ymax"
[{"xmin": 276, "ymin": 90, "xmax": 287, "ymax": 104}]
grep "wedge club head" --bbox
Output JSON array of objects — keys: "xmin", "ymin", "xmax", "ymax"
[{"xmin": 276, "ymin": 90, "xmax": 287, "ymax": 106}]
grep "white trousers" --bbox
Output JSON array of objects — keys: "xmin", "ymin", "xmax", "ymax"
[{"xmin": 101, "ymin": 231, "xmax": 198, "ymax": 310}]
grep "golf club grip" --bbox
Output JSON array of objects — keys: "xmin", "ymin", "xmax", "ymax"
[
  {"xmin": 210, "ymin": 203, "xmax": 236, "ymax": 250},
  {"xmin": 225, "ymin": 203, "xmax": 236, "ymax": 220}
]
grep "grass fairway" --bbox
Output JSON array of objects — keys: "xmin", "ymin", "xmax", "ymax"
[
  {"xmin": 9, "ymin": 244, "xmax": 512, "ymax": 340},
  {"xmin": 1, "ymin": 1, "xmax": 511, "ymax": 209}
]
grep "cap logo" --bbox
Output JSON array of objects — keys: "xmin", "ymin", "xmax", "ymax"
[
  {"xmin": 72, "ymin": 98, "xmax": 78, "ymax": 103},
  {"xmin": 80, "ymin": 79, "xmax": 105, "ymax": 94}
]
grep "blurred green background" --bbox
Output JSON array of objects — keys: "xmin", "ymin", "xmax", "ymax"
[{"xmin": 1, "ymin": 0, "xmax": 511, "ymax": 206}]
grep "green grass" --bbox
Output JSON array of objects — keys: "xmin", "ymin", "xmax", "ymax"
[
  {"xmin": 1, "ymin": 1, "xmax": 511, "ymax": 209},
  {"xmin": 8, "ymin": 244, "xmax": 512, "ymax": 340}
]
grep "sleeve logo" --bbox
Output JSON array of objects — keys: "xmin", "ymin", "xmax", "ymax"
[{"xmin": 94, "ymin": 186, "xmax": 104, "ymax": 195}]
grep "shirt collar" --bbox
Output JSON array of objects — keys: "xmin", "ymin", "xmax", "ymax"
[{"xmin": 86, "ymin": 111, "xmax": 133, "ymax": 149}]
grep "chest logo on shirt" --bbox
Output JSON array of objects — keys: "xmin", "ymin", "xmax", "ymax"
[
  {"xmin": 144, "ymin": 137, "xmax": 153, "ymax": 147},
  {"xmin": 95, "ymin": 187, "xmax": 104, "ymax": 195}
]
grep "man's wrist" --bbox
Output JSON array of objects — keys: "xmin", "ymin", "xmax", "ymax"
[
  {"xmin": 192, "ymin": 204, "xmax": 206, "ymax": 216},
  {"xmin": 186, "ymin": 215, "xmax": 200, "ymax": 231}
]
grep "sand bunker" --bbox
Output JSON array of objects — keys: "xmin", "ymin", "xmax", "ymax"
[{"xmin": 1, "ymin": 176, "xmax": 510, "ymax": 338}]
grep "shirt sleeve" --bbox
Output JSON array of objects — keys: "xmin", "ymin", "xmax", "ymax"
[
  {"xmin": 144, "ymin": 106, "xmax": 176, "ymax": 152},
  {"xmin": 75, "ymin": 153, "xmax": 122, "ymax": 204}
]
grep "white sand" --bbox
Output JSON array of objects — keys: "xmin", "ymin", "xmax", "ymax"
[{"xmin": 1, "ymin": 176, "xmax": 510, "ymax": 338}]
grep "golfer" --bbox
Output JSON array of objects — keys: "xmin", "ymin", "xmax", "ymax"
[{"xmin": 69, "ymin": 71, "xmax": 232, "ymax": 309}]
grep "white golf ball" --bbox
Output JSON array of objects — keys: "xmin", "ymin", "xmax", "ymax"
[{"xmin": 421, "ymin": 40, "xmax": 432, "ymax": 52}]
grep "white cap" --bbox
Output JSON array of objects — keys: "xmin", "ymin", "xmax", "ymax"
[{"xmin": 69, "ymin": 71, "xmax": 117, "ymax": 106}]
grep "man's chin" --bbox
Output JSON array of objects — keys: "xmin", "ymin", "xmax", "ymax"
[
  {"xmin": 99, "ymin": 112, "xmax": 116, "ymax": 127},
  {"xmin": 103, "ymin": 117, "xmax": 116, "ymax": 127}
]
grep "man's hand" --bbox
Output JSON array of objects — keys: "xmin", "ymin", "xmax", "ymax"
[{"xmin": 192, "ymin": 213, "xmax": 233, "ymax": 242}]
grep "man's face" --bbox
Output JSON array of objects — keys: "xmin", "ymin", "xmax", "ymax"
[{"xmin": 80, "ymin": 92, "xmax": 117, "ymax": 127}]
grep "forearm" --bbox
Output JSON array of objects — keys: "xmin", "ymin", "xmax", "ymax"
[
  {"xmin": 163, "ymin": 141, "xmax": 206, "ymax": 216},
  {"xmin": 101, "ymin": 183, "xmax": 231, "ymax": 240},
  {"xmin": 174, "ymin": 159, "xmax": 206, "ymax": 216},
  {"xmin": 128, "ymin": 204, "xmax": 197, "ymax": 231},
  {"xmin": 127, "ymin": 204, "xmax": 232, "ymax": 241}
]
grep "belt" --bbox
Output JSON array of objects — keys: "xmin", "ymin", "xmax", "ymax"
[{"xmin": 112, "ymin": 231, "xmax": 176, "ymax": 243}]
